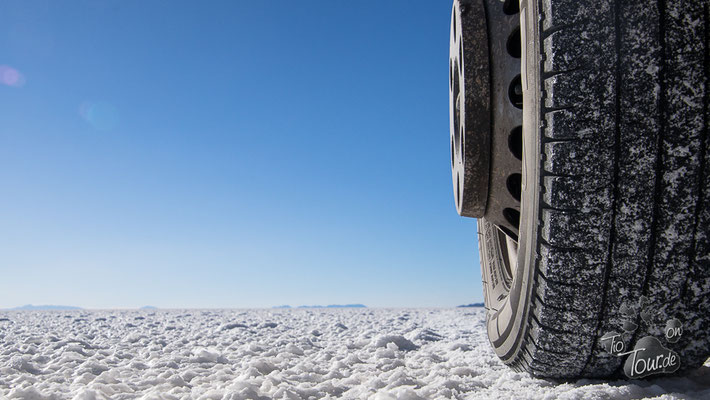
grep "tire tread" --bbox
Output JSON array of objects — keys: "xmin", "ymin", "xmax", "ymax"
[{"xmin": 502, "ymin": 0, "xmax": 710, "ymax": 378}]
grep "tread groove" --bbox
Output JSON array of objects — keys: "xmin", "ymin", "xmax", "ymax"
[
  {"xmin": 541, "ymin": 23, "xmax": 574, "ymax": 40},
  {"xmin": 539, "ymin": 171, "xmax": 582, "ymax": 179},
  {"xmin": 542, "ymin": 105, "xmax": 575, "ymax": 113},
  {"xmin": 681, "ymin": 2, "xmax": 710, "ymax": 302},
  {"xmin": 530, "ymin": 313, "xmax": 583, "ymax": 336},
  {"xmin": 542, "ymin": 67, "xmax": 583, "ymax": 80},
  {"xmin": 538, "ymin": 238, "xmax": 589, "ymax": 253},
  {"xmin": 580, "ymin": 0, "xmax": 623, "ymax": 375},
  {"xmin": 541, "ymin": 136, "xmax": 582, "ymax": 144},
  {"xmin": 536, "ymin": 269, "xmax": 595, "ymax": 288},
  {"xmin": 523, "ymin": 340, "xmax": 575, "ymax": 361},
  {"xmin": 533, "ymin": 292, "xmax": 597, "ymax": 318},
  {"xmin": 626, "ymin": 0, "xmax": 667, "ymax": 373}
]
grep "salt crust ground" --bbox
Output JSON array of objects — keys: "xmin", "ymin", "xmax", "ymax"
[{"xmin": 0, "ymin": 308, "xmax": 708, "ymax": 400}]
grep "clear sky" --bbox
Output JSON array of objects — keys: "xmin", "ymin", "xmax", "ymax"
[{"xmin": 0, "ymin": 0, "xmax": 481, "ymax": 309}]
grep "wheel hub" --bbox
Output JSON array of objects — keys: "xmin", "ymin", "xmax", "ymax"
[
  {"xmin": 450, "ymin": 0, "xmax": 523, "ymax": 240},
  {"xmin": 449, "ymin": 0, "xmax": 491, "ymax": 218}
]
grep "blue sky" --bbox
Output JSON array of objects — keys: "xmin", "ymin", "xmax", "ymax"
[{"xmin": 0, "ymin": 0, "xmax": 481, "ymax": 309}]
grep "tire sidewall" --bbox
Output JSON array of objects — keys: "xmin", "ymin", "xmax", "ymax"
[{"xmin": 482, "ymin": 0, "xmax": 544, "ymax": 363}]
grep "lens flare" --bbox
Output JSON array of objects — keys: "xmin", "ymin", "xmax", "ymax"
[
  {"xmin": 79, "ymin": 101, "xmax": 119, "ymax": 131},
  {"xmin": 0, "ymin": 65, "xmax": 26, "ymax": 87}
]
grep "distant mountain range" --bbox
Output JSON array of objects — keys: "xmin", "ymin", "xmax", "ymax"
[
  {"xmin": 274, "ymin": 304, "xmax": 367, "ymax": 309},
  {"xmin": 457, "ymin": 302, "xmax": 485, "ymax": 308},
  {"xmin": 7, "ymin": 304, "xmax": 83, "ymax": 311}
]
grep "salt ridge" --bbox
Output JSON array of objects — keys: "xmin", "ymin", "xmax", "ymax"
[{"xmin": 0, "ymin": 308, "xmax": 708, "ymax": 399}]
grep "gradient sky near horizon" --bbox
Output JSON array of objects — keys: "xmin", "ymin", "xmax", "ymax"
[{"xmin": 0, "ymin": 0, "xmax": 481, "ymax": 309}]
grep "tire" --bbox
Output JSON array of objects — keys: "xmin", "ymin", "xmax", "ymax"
[{"xmin": 476, "ymin": 0, "xmax": 710, "ymax": 378}]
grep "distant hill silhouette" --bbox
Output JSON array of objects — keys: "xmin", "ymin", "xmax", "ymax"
[
  {"xmin": 457, "ymin": 302, "xmax": 485, "ymax": 308},
  {"xmin": 300, "ymin": 304, "xmax": 366, "ymax": 308},
  {"xmin": 274, "ymin": 304, "xmax": 366, "ymax": 309},
  {"xmin": 140, "ymin": 306, "xmax": 158, "ymax": 310},
  {"xmin": 8, "ymin": 304, "xmax": 83, "ymax": 311}
]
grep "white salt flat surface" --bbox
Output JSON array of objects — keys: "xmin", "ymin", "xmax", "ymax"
[{"xmin": 0, "ymin": 308, "xmax": 708, "ymax": 400}]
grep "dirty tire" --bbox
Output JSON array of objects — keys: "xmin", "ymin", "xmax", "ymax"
[{"xmin": 479, "ymin": 0, "xmax": 710, "ymax": 378}]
